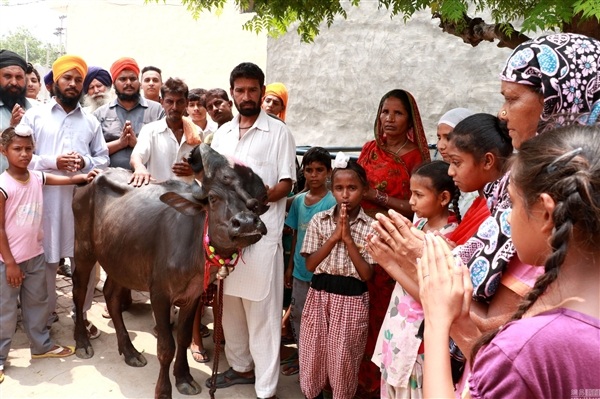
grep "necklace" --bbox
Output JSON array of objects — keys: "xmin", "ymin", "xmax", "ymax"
[
  {"xmin": 239, "ymin": 126, "xmax": 252, "ymax": 129},
  {"xmin": 388, "ymin": 137, "xmax": 409, "ymax": 155}
]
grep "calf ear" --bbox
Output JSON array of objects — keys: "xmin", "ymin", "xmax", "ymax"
[{"xmin": 160, "ymin": 192, "xmax": 205, "ymax": 216}]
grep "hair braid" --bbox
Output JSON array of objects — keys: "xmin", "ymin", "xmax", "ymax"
[{"xmin": 452, "ymin": 188, "xmax": 462, "ymax": 223}]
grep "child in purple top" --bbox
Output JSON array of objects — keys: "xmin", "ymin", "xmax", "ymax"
[
  {"xmin": 418, "ymin": 125, "xmax": 600, "ymax": 398},
  {"xmin": 0, "ymin": 126, "xmax": 98, "ymax": 384}
]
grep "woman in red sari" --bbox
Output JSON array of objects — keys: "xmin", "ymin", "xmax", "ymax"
[{"xmin": 357, "ymin": 89, "xmax": 430, "ymax": 398}]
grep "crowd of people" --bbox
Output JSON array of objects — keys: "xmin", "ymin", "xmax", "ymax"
[{"xmin": 0, "ymin": 31, "xmax": 599, "ymax": 399}]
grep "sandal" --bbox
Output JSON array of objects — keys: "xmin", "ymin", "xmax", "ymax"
[
  {"xmin": 204, "ymin": 367, "xmax": 255, "ymax": 389},
  {"xmin": 200, "ymin": 323, "xmax": 211, "ymax": 338},
  {"xmin": 85, "ymin": 320, "xmax": 101, "ymax": 340},
  {"xmin": 281, "ymin": 360, "xmax": 299, "ymax": 376},
  {"xmin": 31, "ymin": 345, "xmax": 75, "ymax": 359},
  {"xmin": 190, "ymin": 346, "xmax": 210, "ymax": 363},
  {"xmin": 0, "ymin": 369, "xmax": 4, "ymax": 384}
]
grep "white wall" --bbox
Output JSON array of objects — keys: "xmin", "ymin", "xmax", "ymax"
[
  {"xmin": 266, "ymin": 3, "xmax": 515, "ymax": 147},
  {"xmin": 51, "ymin": 0, "xmax": 267, "ymax": 93}
]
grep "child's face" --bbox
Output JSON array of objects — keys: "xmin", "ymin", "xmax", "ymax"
[
  {"xmin": 332, "ymin": 169, "xmax": 367, "ymax": 217},
  {"xmin": 446, "ymin": 140, "xmax": 488, "ymax": 193},
  {"xmin": 2, "ymin": 136, "xmax": 34, "ymax": 170},
  {"xmin": 507, "ymin": 181, "xmax": 549, "ymax": 266},
  {"xmin": 303, "ymin": 161, "xmax": 330, "ymax": 191},
  {"xmin": 409, "ymin": 175, "xmax": 446, "ymax": 219}
]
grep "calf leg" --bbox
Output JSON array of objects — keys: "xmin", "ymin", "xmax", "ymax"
[
  {"xmin": 72, "ymin": 256, "xmax": 94, "ymax": 359},
  {"xmin": 152, "ymin": 293, "xmax": 176, "ymax": 399},
  {"xmin": 173, "ymin": 298, "xmax": 201, "ymax": 395},
  {"xmin": 104, "ymin": 277, "xmax": 147, "ymax": 367}
]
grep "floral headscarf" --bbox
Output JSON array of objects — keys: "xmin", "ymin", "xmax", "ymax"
[{"xmin": 500, "ymin": 33, "xmax": 600, "ymax": 124}]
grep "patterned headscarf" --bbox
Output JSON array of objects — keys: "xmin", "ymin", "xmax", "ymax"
[
  {"xmin": 500, "ymin": 33, "xmax": 600, "ymax": 124},
  {"xmin": 374, "ymin": 89, "xmax": 430, "ymax": 162}
]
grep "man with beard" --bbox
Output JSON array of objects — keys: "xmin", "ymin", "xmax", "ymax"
[
  {"xmin": 18, "ymin": 54, "xmax": 109, "ymax": 335},
  {"xmin": 204, "ymin": 88, "xmax": 234, "ymax": 128},
  {"xmin": 129, "ymin": 77, "xmax": 200, "ymax": 186},
  {"xmin": 0, "ymin": 50, "xmax": 32, "ymax": 173},
  {"xmin": 82, "ymin": 66, "xmax": 113, "ymax": 113},
  {"xmin": 94, "ymin": 58, "xmax": 164, "ymax": 169},
  {"xmin": 206, "ymin": 63, "xmax": 296, "ymax": 399}
]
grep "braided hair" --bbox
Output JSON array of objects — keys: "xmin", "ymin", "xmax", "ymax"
[
  {"xmin": 412, "ymin": 160, "xmax": 461, "ymax": 222},
  {"xmin": 471, "ymin": 124, "xmax": 600, "ymax": 361}
]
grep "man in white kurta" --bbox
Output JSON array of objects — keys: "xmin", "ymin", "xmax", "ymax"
[
  {"xmin": 209, "ymin": 63, "xmax": 296, "ymax": 399},
  {"xmin": 19, "ymin": 55, "xmax": 109, "ymax": 329}
]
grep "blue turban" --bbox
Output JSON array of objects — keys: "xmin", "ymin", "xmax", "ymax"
[{"xmin": 83, "ymin": 66, "xmax": 112, "ymax": 93}]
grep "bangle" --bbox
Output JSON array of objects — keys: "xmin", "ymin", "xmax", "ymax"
[{"xmin": 375, "ymin": 189, "xmax": 389, "ymax": 206}]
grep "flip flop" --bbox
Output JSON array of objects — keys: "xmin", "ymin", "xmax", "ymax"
[
  {"xmin": 281, "ymin": 361, "xmax": 299, "ymax": 376},
  {"xmin": 205, "ymin": 367, "xmax": 255, "ymax": 389},
  {"xmin": 190, "ymin": 347, "xmax": 210, "ymax": 363},
  {"xmin": 31, "ymin": 345, "xmax": 75, "ymax": 359}
]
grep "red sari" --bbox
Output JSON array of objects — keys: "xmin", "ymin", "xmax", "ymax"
[
  {"xmin": 356, "ymin": 90, "xmax": 430, "ymax": 398},
  {"xmin": 449, "ymin": 196, "xmax": 490, "ymax": 245}
]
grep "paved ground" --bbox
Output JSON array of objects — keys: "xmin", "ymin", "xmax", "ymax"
[{"xmin": 0, "ymin": 272, "xmax": 303, "ymax": 399}]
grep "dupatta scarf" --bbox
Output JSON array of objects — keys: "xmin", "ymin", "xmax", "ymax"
[{"xmin": 358, "ymin": 89, "xmax": 431, "ymax": 217}]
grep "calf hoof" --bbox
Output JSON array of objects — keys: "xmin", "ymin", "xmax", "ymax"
[
  {"xmin": 176, "ymin": 379, "xmax": 201, "ymax": 395},
  {"xmin": 124, "ymin": 352, "xmax": 147, "ymax": 367},
  {"xmin": 75, "ymin": 344, "xmax": 94, "ymax": 359}
]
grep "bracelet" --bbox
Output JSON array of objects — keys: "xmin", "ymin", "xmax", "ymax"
[{"xmin": 375, "ymin": 189, "xmax": 389, "ymax": 206}]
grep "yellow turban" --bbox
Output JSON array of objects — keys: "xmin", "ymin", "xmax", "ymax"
[
  {"xmin": 264, "ymin": 82, "xmax": 288, "ymax": 121},
  {"xmin": 52, "ymin": 55, "xmax": 87, "ymax": 82}
]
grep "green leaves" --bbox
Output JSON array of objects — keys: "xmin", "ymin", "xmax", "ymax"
[{"xmin": 149, "ymin": 0, "xmax": 600, "ymax": 43}]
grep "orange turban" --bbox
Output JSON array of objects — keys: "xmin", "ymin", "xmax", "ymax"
[
  {"xmin": 52, "ymin": 55, "xmax": 87, "ymax": 82},
  {"xmin": 264, "ymin": 82, "xmax": 288, "ymax": 121},
  {"xmin": 110, "ymin": 57, "xmax": 140, "ymax": 80}
]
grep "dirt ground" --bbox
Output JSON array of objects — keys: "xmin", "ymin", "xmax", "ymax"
[{"xmin": 0, "ymin": 272, "xmax": 303, "ymax": 398}]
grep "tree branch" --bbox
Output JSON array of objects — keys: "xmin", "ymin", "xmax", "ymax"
[{"xmin": 433, "ymin": 12, "xmax": 531, "ymax": 49}]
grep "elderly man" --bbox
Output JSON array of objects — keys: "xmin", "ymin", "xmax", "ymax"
[
  {"xmin": 94, "ymin": 58, "xmax": 164, "ymax": 169},
  {"xmin": 19, "ymin": 54, "xmax": 109, "ymax": 336},
  {"xmin": 0, "ymin": 50, "xmax": 33, "ymax": 172},
  {"xmin": 130, "ymin": 77, "xmax": 199, "ymax": 186},
  {"xmin": 82, "ymin": 66, "xmax": 113, "ymax": 113},
  {"xmin": 207, "ymin": 63, "xmax": 296, "ymax": 399}
]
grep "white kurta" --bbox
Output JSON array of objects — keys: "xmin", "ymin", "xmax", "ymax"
[
  {"xmin": 131, "ymin": 118, "xmax": 196, "ymax": 184},
  {"xmin": 19, "ymin": 99, "xmax": 109, "ymax": 263},
  {"xmin": 211, "ymin": 110, "xmax": 297, "ymax": 301}
]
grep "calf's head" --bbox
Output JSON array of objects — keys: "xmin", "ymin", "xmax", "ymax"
[{"xmin": 162, "ymin": 144, "xmax": 267, "ymax": 250}]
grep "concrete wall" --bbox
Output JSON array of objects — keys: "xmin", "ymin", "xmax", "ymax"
[
  {"xmin": 51, "ymin": 0, "xmax": 267, "ymax": 94},
  {"xmin": 266, "ymin": 3, "xmax": 515, "ymax": 147}
]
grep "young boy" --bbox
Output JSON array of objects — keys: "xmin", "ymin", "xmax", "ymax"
[
  {"xmin": 187, "ymin": 88, "xmax": 218, "ymax": 145},
  {"xmin": 282, "ymin": 147, "xmax": 336, "ymax": 376},
  {"xmin": 0, "ymin": 126, "xmax": 98, "ymax": 383}
]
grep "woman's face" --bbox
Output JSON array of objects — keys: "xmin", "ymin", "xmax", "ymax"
[
  {"xmin": 436, "ymin": 123, "xmax": 453, "ymax": 161},
  {"xmin": 498, "ymin": 81, "xmax": 544, "ymax": 149},
  {"xmin": 379, "ymin": 97, "xmax": 411, "ymax": 139},
  {"xmin": 26, "ymin": 72, "xmax": 41, "ymax": 99}
]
